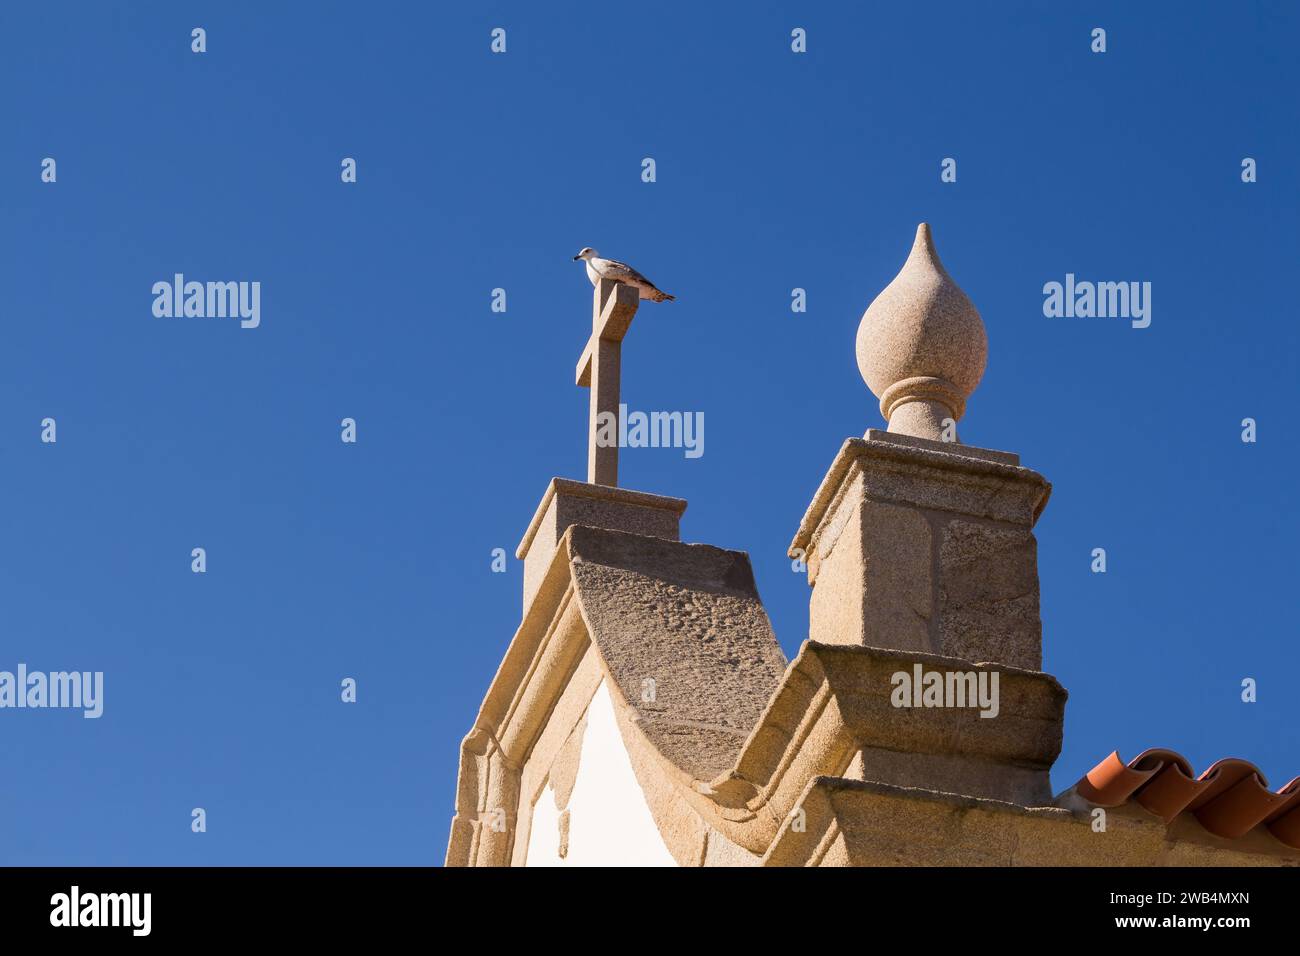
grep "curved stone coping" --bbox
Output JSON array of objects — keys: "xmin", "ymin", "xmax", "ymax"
[
  {"xmin": 447, "ymin": 523, "xmax": 786, "ymax": 866},
  {"xmin": 566, "ymin": 526, "xmax": 789, "ymax": 780}
]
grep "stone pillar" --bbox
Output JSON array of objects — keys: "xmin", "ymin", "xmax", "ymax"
[
  {"xmin": 516, "ymin": 478, "xmax": 687, "ymax": 613},
  {"xmin": 791, "ymin": 430, "xmax": 1050, "ymax": 669},
  {"xmin": 793, "ymin": 224, "xmax": 1052, "ymax": 670}
]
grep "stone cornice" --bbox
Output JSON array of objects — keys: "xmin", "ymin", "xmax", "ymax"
[
  {"xmin": 516, "ymin": 478, "xmax": 687, "ymax": 559},
  {"xmin": 790, "ymin": 435, "xmax": 1052, "ymax": 558}
]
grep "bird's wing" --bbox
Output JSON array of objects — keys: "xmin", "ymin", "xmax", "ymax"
[{"xmin": 596, "ymin": 257, "xmax": 656, "ymax": 287}]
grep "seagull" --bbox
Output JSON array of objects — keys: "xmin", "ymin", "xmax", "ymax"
[{"xmin": 573, "ymin": 247, "xmax": 675, "ymax": 302}]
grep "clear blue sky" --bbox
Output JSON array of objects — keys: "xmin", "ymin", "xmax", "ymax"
[{"xmin": 2, "ymin": 2, "xmax": 1296, "ymax": 865}]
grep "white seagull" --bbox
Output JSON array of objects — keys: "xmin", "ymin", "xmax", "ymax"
[{"xmin": 573, "ymin": 247, "xmax": 675, "ymax": 302}]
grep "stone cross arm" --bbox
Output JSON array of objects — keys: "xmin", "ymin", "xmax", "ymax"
[
  {"xmin": 576, "ymin": 279, "xmax": 640, "ymax": 387},
  {"xmin": 576, "ymin": 278, "xmax": 640, "ymax": 486}
]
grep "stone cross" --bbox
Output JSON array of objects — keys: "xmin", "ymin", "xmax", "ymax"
[{"xmin": 576, "ymin": 278, "xmax": 640, "ymax": 486}]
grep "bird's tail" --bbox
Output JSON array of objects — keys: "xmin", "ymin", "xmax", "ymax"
[{"xmin": 652, "ymin": 290, "xmax": 676, "ymax": 303}]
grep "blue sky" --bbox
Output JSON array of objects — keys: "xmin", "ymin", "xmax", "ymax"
[{"xmin": 1, "ymin": 2, "xmax": 1296, "ymax": 865}]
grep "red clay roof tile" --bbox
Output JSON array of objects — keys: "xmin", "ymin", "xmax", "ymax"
[{"xmin": 1075, "ymin": 749, "xmax": 1300, "ymax": 849}]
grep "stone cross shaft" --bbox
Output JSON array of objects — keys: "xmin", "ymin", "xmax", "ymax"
[{"xmin": 576, "ymin": 278, "xmax": 640, "ymax": 486}]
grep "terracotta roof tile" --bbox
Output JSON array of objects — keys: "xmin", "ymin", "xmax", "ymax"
[{"xmin": 1075, "ymin": 749, "xmax": 1300, "ymax": 848}]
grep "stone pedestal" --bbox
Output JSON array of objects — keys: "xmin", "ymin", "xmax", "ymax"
[
  {"xmin": 516, "ymin": 478, "xmax": 687, "ymax": 612},
  {"xmin": 789, "ymin": 430, "xmax": 1051, "ymax": 670}
]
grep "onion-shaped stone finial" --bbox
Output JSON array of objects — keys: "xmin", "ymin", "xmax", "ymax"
[{"xmin": 855, "ymin": 223, "xmax": 987, "ymax": 442}]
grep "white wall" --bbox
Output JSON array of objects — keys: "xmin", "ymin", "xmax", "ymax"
[{"xmin": 526, "ymin": 681, "xmax": 678, "ymax": 867}]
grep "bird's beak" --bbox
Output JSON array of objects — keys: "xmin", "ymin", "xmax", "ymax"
[{"xmin": 572, "ymin": 254, "xmax": 581, "ymax": 260}]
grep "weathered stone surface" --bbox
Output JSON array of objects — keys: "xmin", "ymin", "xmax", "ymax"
[
  {"xmin": 804, "ymin": 643, "xmax": 1066, "ymax": 770},
  {"xmin": 849, "ymin": 747, "xmax": 1052, "ymax": 806},
  {"xmin": 938, "ymin": 520, "xmax": 1041, "ymax": 669},
  {"xmin": 764, "ymin": 777, "xmax": 1300, "ymax": 867},
  {"xmin": 856, "ymin": 452, "xmax": 1045, "ymax": 526},
  {"xmin": 792, "ymin": 435, "xmax": 1049, "ymax": 669},
  {"xmin": 791, "ymin": 436, "xmax": 1051, "ymax": 554},
  {"xmin": 557, "ymin": 809, "xmax": 571, "ymax": 859},
  {"xmin": 807, "ymin": 494, "xmax": 869, "ymax": 644},
  {"xmin": 856, "ymin": 224, "xmax": 987, "ymax": 441},
  {"xmin": 863, "ymin": 427, "xmax": 1018, "ymax": 466},
  {"xmin": 702, "ymin": 829, "xmax": 761, "ymax": 866},
  {"xmin": 576, "ymin": 279, "xmax": 641, "ymax": 485},
  {"xmin": 549, "ymin": 713, "xmax": 587, "ymax": 811},
  {"xmin": 860, "ymin": 500, "xmax": 932, "ymax": 652},
  {"xmin": 567, "ymin": 526, "xmax": 787, "ymax": 781},
  {"xmin": 517, "ymin": 478, "xmax": 686, "ymax": 612}
]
